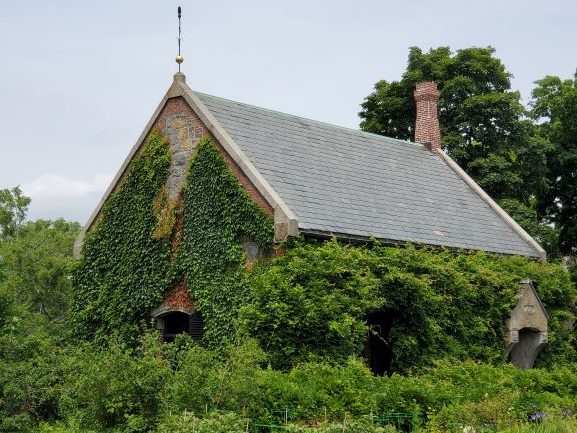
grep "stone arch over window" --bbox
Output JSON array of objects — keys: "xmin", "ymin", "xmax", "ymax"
[{"xmin": 504, "ymin": 280, "xmax": 549, "ymax": 369}]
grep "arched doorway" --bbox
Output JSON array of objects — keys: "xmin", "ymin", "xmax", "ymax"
[
  {"xmin": 504, "ymin": 280, "xmax": 549, "ymax": 369},
  {"xmin": 507, "ymin": 327, "xmax": 544, "ymax": 369}
]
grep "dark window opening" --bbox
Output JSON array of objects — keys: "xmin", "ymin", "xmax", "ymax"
[
  {"xmin": 162, "ymin": 311, "xmax": 205, "ymax": 343},
  {"xmin": 364, "ymin": 311, "xmax": 393, "ymax": 376}
]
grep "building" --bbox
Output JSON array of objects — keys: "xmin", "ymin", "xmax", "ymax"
[{"xmin": 73, "ymin": 72, "xmax": 548, "ymax": 368}]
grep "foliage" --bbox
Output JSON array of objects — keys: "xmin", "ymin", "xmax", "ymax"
[
  {"xmin": 71, "ymin": 130, "xmax": 173, "ymax": 343},
  {"xmin": 0, "ymin": 219, "xmax": 80, "ymax": 320},
  {"xmin": 58, "ymin": 334, "xmax": 171, "ymax": 433},
  {"xmin": 71, "ymin": 133, "xmax": 273, "ymax": 347},
  {"xmin": 177, "ymin": 137, "xmax": 273, "ymax": 346},
  {"xmin": 3, "ymin": 324, "xmax": 577, "ymax": 432},
  {"xmin": 359, "ymin": 47, "xmax": 530, "ymax": 176},
  {"xmin": 359, "ymin": 46, "xmax": 556, "ymax": 254},
  {"xmin": 499, "ymin": 198, "xmax": 560, "ymax": 259},
  {"xmin": 239, "ymin": 240, "xmax": 384, "ymax": 369},
  {"xmin": 0, "ymin": 186, "xmax": 30, "ymax": 239},
  {"xmin": 152, "ymin": 411, "xmax": 247, "ymax": 433},
  {"xmin": 0, "ymin": 310, "xmax": 65, "ymax": 432},
  {"xmin": 531, "ymin": 73, "xmax": 577, "ymax": 256},
  {"xmin": 240, "ymin": 240, "xmax": 576, "ymax": 371}
]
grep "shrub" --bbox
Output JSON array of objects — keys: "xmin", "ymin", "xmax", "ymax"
[
  {"xmin": 152, "ymin": 411, "xmax": 247, "ymax": 433},
  {"xmin": 58, "ymin": 334, "xmax": 171, "ymax": 432}
]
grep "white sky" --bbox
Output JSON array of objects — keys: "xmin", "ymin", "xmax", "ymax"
[{"xmin": 1, "ymin": 0, "xmax": 576, "ymax": 224}]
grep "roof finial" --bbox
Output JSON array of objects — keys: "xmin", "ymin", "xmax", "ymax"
[{"xmin": 175, "ymin": 6, "xmax": 183, "ymax": 71}]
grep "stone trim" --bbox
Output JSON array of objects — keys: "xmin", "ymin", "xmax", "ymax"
[
  {"xmin": 176, "ymin": 79, "xmax": 299, "ymax": 241},
  {"xmin": 73, "ymin": 73, "xmax": 300, "ymax": 258},
  {"xmin": 435, "ymin": 149, "xmax": 547, "ymax": 261}
]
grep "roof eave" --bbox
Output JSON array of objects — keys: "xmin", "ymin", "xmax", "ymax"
[
  {"xmin": 300, "ymin": 228, "xmax": 543, "ymax": 259},
  {"xmin": 434, "ymin": 149, "xmax": 547, "ymax": 262}
]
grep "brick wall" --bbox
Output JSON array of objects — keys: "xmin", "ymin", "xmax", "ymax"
[{"xmin": 152, "ymin": 97, "xmax": 274, "ymax": 311}]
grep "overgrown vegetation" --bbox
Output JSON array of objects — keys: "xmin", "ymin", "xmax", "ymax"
[
  {"xmin": 4, "ymin": 331, "xmax": 577, "ymax": 432},
  {"xmin": 71, "ymin": 130, "xmax": 173, "ymax": 343},
  {"xmin": 71, "ymin": 134, "xmax": 273, "ymax": 346},
  {"xmin": 240, "ymin": 240, "xmax": 576, "ymax": 372},
  {"xmin": 2, "ymin": 46, "xmax": 577, "ymax": 432},
  {"xmin": 177, "ymin": 137, "xmax": 274, "ymax": 346}
]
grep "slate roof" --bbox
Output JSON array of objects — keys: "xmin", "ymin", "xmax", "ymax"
[{"xmin": 195, "ymin": 91, "xmax": 543, "ymax": 258}]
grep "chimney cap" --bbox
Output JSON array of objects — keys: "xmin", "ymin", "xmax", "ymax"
[{"xmin": 414, "ymin": 81, "xmax": 440, "ymax": 102}]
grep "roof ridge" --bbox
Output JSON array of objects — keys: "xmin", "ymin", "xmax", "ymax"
[{"xmin": 193, "ymin": 90, "xmax": 426, "ymax": 150}]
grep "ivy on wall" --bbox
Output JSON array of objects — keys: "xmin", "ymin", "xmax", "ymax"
[
  {"xmin": 71, "ymin": 132, "xmax": 273, "ymax": 346},
  {"xmin": 239, "ymin": 240, "xmax": 577, "ymax": 371},
  {"xmin": 178, "ymin": 137, "xmax": 273, "ymax": 346},
  {"xmin": 71, "ymin": 130, "xmax": 173, "ymax": 343},
  {"xmin": 70, "ymin": 128, "xmax": 575, "ymax": 373}
]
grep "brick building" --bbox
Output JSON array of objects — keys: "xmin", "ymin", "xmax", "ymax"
[{"xmin": 74, "ymin": 72, "xmax": 547, "ymax": 369}]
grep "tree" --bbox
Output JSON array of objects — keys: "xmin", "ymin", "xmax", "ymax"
[
  {"xmin": 360, "ymin": 47, "xmax": 547, "ymax": 200},
  {"xmin": 0, "ymin": 187, "xmax": 30, "ymax": 239},
  {"xmin": 359, "ymin": 46, "xmax": 557, "ymax": 257},
  {"xmin": 531, "ymin": 74, "xmax": 577, "ymax": 256},
  {"xmin": 0, "ymin": 219, "xmax": 80, "ymax": 321}
]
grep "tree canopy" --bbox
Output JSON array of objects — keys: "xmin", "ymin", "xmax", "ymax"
[
  {"xmin": 359, "ymin": 46, "xmax": 559, "ymax": 258},
  {"xmin": 530, "ymin": 73, "xmax": 577, "ymax": 255},
  {"xmin": 0, "ymin": 188, "xmax": 80, "ymax": 322},
  {"xmin": 0, "ymin": 186, "xmax": 30, "ymax": 239}
]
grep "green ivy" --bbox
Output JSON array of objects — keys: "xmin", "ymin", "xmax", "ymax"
[
  {"xmin": 71, "ymin": 133, "xmax": 273, "ymax": 346},
  {"xmin": 70, "ymin": 130, "xmax": 575, "ymax": 372},
  {"xmin": 178, "ymin": 137, "xmax": 274, "ymax": 346},
  {"xmin": 71, "ymin": 130, "xmax": 172, "ymax": 343}
]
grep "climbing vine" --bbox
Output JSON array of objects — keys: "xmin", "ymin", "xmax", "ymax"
[
  {"xmin": 72, "ymin": 130, "xmax": 172, "ymax": 343},
  {"xmin": 70, "ymin": 129, "xmax": 575, "ymax": 373},
  {"xmin": 72, "ymin": 133, "xmax": 273, "ymax": 346},
  {"xmin": 178, "ymin": 137, "xmax": 273, "ymax": 346}
]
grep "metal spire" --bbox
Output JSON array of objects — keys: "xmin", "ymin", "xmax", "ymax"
[{"xmin": 176, "ymin": 6, "xmax": 183, "ymax": 71}]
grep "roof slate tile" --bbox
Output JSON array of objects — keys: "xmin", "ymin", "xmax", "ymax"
[{"xmin": 196, "ymin": 92, "xmax": 541, "ymax": 258}]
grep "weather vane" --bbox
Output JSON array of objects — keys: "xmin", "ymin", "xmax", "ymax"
[{"xmin": 176, "ymin": 6, "xmax": 183, "ymax": 71}]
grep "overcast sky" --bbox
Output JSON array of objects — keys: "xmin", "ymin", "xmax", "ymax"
[{"xmin": 1, "ymin": 0, "xmax": 576, "ymax": 224}]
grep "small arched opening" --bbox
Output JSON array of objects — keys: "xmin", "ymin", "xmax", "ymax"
[
  {"xmin": 507, "ymin": 327, "xmax": 544, "ymax": 369},
  {"xmin": 504, "ymin": 280, "xmax": 549, "ymax": 369}
]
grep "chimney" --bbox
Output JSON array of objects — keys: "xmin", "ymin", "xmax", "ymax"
[{"xmin": 413, "ymin": 82, "xmax": 442, "ymax": 152}]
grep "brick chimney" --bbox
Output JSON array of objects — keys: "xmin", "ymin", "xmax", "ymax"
[{"xmin": 413, "ymin": 82, "xmax": 441, "ymax": 151}]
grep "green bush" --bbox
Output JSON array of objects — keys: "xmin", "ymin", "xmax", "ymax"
[
  {"xmin": 58, "ymin": 334, "xmax": 171, "ymax": 432},
  {"xmin": 240, "ymin": 240, "xmax": 576, "ymax": 371},
  {"xmin": 239, "ymin": 240, "xmax": 383, "ymax": 369},
  {"xmin": 0, "ymin": 312, "xmax": 64, "ymax": 432},
  {"xmin": 152, "ymin": 411, "xmax": 248, "ymax": 433}
]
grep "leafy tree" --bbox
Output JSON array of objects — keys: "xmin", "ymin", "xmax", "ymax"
[
  {"xmin": 531, "ymin": 73, "xmax": 577, "ymax": 256},
  {"xmin": 359, "ymin": 46, "xmax": 556, "ymax": 255},
  {"xmin": 0, "ymin": 219, "xmax": 80, "ymax": 321},
  {"xmin": 499, "ymin": 198, "xmax": 560, "ymax": 260},
  {"xmin": 0, "ymin": 187, "xmax": 30, "ymax": 239},
  {"xmin": 359, "ymin": 47, "xmax": 547, "ymax": 200}
]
